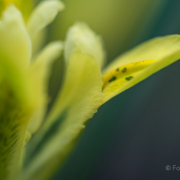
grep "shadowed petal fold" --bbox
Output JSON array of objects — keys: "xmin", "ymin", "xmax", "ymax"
[{"xmin": 27, "ymin": 41, "xmax": 64, "ymax": 135}]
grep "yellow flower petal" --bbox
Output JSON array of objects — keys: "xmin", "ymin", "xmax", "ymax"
[
  {"xmin": 0, "ymin": 54, "xmax": 34, "ymax": 180},
  {"xmin": 27, "ymin": 0, "xmax": 64, "ymax": 43},
  {"xmin": 104, "ymin": 35, "xmax": 180, "ymax": 74},
  {"xmin": 102, "ymin": 35, "xmax": 180, "ymax": 102},
  {"xmin": 23, "ymin": 50, "xmax": 103, "ymax": 180},
  {"xmin": 31, "ymin": 29, "xmax": 46, "ymax": 55},
  {"xmin": 0, "ymin": 84, "xmax": 31, "ymax": 180},
  {"xmin": 0, "ymin": 2, "xmax": 63, "ymax": 180},
  {"xmin": 0, "ymin": 7, "xmax": 38, "ymax": 176},
  {"xmin": 0, "ymin": 41, "xmax": 63, "ymax": 180},
  {"xmin": 27, "ymin": 41, "xmax": 64, "ymax": 135},
  {"xmin": 65, "ymin": 22, "xmax": 106, "ymax": 67},
  {"xmin": 0, "ymin": 5, "xmax": 31, "ymax": 69}
]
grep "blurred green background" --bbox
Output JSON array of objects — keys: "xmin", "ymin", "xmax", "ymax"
[{"xmin": 43, "ymin": 0, "xmax": 180, "ymax": 179}]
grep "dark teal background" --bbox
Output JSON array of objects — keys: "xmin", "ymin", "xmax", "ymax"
[{"xmin": 49, "ymin": 0, "xmax": 180, "ymax": 180}]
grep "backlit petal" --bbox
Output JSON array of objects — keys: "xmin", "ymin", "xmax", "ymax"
[
  {"xmin": 0, "ymin": 5, "xmax": 31, "ymax": 69},
  {"xmin": 102, "ymin": 35, "xmax": 180, "ymax": 102},
  {"xmin": 65, "ymin": 22, "xmax": 106, "ymax": 67},
  {"xmin": 23, "ymin": 50, "xmax": 103, "ymax": 180}
]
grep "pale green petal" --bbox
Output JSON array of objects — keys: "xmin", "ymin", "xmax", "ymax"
[
  {"xmin": 0, "ymin": 54, "xmax": 34, "ymax": 180},
  {"xmin": 27, "ymin": 41, "xmax": 64, "ymax": 135},
  {"xmin": 0, "ymin": 83, "xmax": 31, "ymax": 180},
  {"xmin": 0, "ymin": 41, "xmax": 63, "ymax": 180},
  {"xmin": 23, "ymin": 50, "xmax": 103, "ymax": 180},
  {"xmin": 102, "ymin": 35, "xmax": 180, "ymax": 102},
  {"xmin": 65, "ymin": 22, "xmax": 106, "ymax": 67},
  {"xmin": 0, "ymin": 3, "xmax": 63, "ymax": 180},
  {"xmin": 27, "ymin": 0, "xmax": 65, "ymax": 41},
  {"xmin": 0, "ymin": 9, "xmax": 36, "ymax": 176},
  {"xmin": 0, "ymin": 5, "xmax": 31, "ymax": 69},
  {"xmin": 32, "ymin": 29, "xmax": 46, "ymax": 55}
]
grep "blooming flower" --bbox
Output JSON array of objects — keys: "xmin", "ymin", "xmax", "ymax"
[
  {"xmin": 0, "ymin": 0, "xmax": 64, "ymax": 180},
  {"xmin": 1, "ymin": 0, "xmax": 180, "ymax": 180}
]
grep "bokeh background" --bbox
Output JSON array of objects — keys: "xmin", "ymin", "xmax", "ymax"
[{"xmin": 43, "ymin": 0, "xmax": 180, "ymax": 179}]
